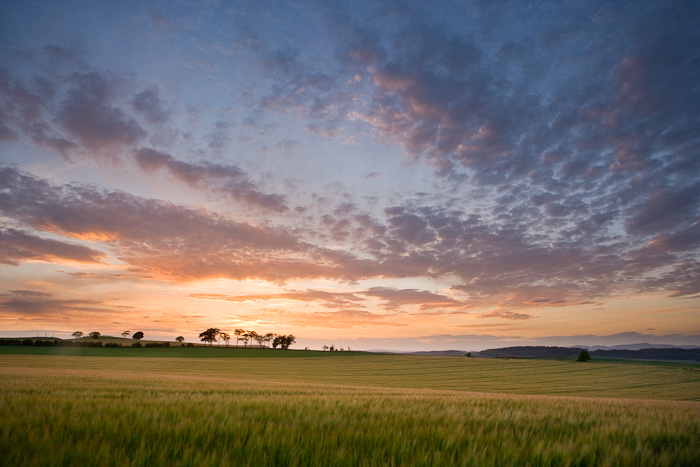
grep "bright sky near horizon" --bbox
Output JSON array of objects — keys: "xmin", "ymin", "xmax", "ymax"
[{"xmin": 1, "ymin": 0, "xmax": 698, "ymax": 351}]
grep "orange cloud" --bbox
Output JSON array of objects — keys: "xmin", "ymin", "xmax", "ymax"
[{"xmin": 0, "ymin": 228, "xmax": 106, "ymax": 265}]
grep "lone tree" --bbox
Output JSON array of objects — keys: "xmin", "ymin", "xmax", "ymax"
[
  {"xmin": 88, "ymin": 331, "xmax": 100, "ymax": 339},
  {"xmin": 121, "ymin": 330, "xmax": 130, "ymax": 338},
  {"xmin": 132, "ymin": 331, "xmax": 144, "ymax": 340},
  {"xmin": 576, "ymin": 349, "xmax": 592, "ymax": 362},
  {"xmin": 175, "ymin": 336, "xmax": 185, "ymax": 343},
  {"xmin": 72, "ymin": 331, "xmax": 84, "ymax": 339},
  {"xmin": 199, "ymin": 328, "xmax": 220, "ymax": 346}
]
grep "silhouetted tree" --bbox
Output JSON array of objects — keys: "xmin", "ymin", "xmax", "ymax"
[
  {"xmin": 242, "ymin": 331, "xmax": 252, "ymax": 347},
  {"xmin": 252, "ymin": 331, "xmax": 265, "ymax": 348},
  {"xmin": 199, "ymin": 328, "xmax": 220, "ymax": 346},
  {"xmin": 89, "ymin": 331, "xmax": 100, "ymax": 339},
  {"xmin": 132, "ymin": 331, "xmax": 144, "ymax": 340},
  {"xmin": 234, "ymin": 328, "xmax": 245, "ymax": 347},
  {"xmin": 329, "ymin": 345, "xmax": 335, "ymax": 352},
  {"xmin": 272, "ymin": 334, "xmax": 296, "ymax": 350},
  {"xmin": 220, "ymin": 332, "xmax": 231, "ymax": 346},
  {"xmin": 576, "ymin": 349, "xmax": 592, "ymax": 362},
  {"xmin": 72, "ymin": 331, "xmax": 84, "ymax": 339},
  {"xmin": 175, "ymin": 336, "xmax": 185, "ymax": 343},
  {"xmin": 121, "ymin": 330, "xmax": 130, "ymax": 338},
  {"xmin": 286, "ymin": 335, "xmax": 296, "ymax": 349},
  {"xmin": 264, "ymin": 333, "xmax": 274, "ymax": 348},
  {"xmin": 322, "ymin": 345, "xmax": 329, "ymax": 351}
]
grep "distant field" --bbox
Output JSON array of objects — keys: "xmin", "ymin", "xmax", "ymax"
[
  {"xmin": 1, "ymin": 347, "xmax": 699, "ymax": 400},
  {"xmin": 1, "ymin": 352, "xmax": 699, "ymax": 465},
  {"xmin": 0, "ymin": 343, "xmax": 350, "ymax": 358}
]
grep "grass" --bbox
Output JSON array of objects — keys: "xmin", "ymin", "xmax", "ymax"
[{"xmin": 1, "ymin": 352, "xmax": 699, "ymax": 465}]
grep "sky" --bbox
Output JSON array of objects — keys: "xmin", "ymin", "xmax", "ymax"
[{"xmin": 1, "ymin": 0, "xmax": 699, "ymax": 351}]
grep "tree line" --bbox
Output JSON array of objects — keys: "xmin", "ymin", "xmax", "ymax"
[
  {"xmin": 71, "ymin": 330, "xmax": 147, "ymax": 340},
  {"xmin": 321, "ymin": 345, "xmax": 350, "ymax": 352},
  {"xmin": 62, "ymin": 329, "xmax": 297, "ymax": 350},
  {"xmin": 198, "ymin": 328, "xmax": 296, "ymax": 349},
  {"xmin": 0, "ymin": 339, "xmax": 177, "ymax": 348}
]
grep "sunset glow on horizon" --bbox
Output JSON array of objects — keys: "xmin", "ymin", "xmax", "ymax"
[{"xmin": 1, "ymin": 0, "xmax": 698, "ymax": 351}]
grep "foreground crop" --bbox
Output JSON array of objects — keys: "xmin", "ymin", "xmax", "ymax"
[{"xmin": 1, "ymin": 362, "xmax": 699, "ymax": 466}]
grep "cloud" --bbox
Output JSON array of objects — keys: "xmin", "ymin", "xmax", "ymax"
[
  {"xmin": 332, "ymin": 2, "xmax": 699, "ymax": 284},
  {"xmin": 283, "ymin": 180, "xmax": 698, "ymax": 304},
  {"xmin": 65, "ymin": 272, "xmax": 128, "ymax": 281},
  {"xmin": 309, "ymin": 309, "xmax": 406, "ymax": 327},
  {"xmin": 249, "ymin": 307, "xmax": 405, "ymax": 329},
  {"xmin": 638, "ymin": 260, "xmax": 700, "ymax": 299},
  {"xmin": 625, "ymin": 184, "xmax": 700, "ymax": 238},
  {"xmin": 3, "ymin": 117, "xmax": 699, "ymax": 301},
  {"xmin": 0, "ymin": 294, "xmax": 128, "ymax": 319},
  {"xmin": 649, "ymin": 221, "xmax": 700, "ymax": 253},
  {"xmin": 0, "ymin": 228, "xmax": 105, "ymax": 265},
  {"xmin": 130, "ymin": 87, "xmax": 172, "ymax": 124},
  {"xmin": 189, "ymin": 289, "xmax": 364, "ymax": 309},
  {"xmin": 0, "ymin": 167, "xmax": 380, "ymax": 283},
  {"xmin": 360, "ymin": 287, "xmax": 469, "ymax": 311},
  {"xmin": 190, "ymin": 287, "xmax": 474, "ymax": 315},
  {"xmin": 345, "ymin": 1, "xmax": 699, "ymax": 191},
  {"xmin": 9, "ymin": 290, "xmax": 52, "ymax": 298},
  {"xmin": 0, "ymin": 67, "xmax": 53, "ymax": 147},
  {"xmin": 56, "ymin": 72, "xmax": 147, "ymax": 151},
  {"xmin": 133, "ymin": 147, "xmax": 288, "ymax": 211},
  {"xmin": 4, "ymin": 6, "xmax": 693, "ymax": 292},
  {"xmin": 478, "ymin": 310, "xmax": 535, "ymax": 320},
  {"xmin": 384, "ymin": 208, "xmax": 435, "ymax": 248},
  {"xmin": 0, "ymin": 63, "xmax": 154, "ymax": 160}
]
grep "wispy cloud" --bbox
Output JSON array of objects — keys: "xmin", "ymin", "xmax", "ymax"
[
  {"xmin": 478, "ymin": 310, "xmax": 535, "ymax": 321},
  {"xmin": 190, "ymin": 289, "xmax": 363, "ymax": 309},
  {"xmin": 133, "ymin": 148, "xmax": 288, "ymax": 211},
  {"xmin": 0, "ymin": 228, "xmax": 105, "ymax": 265},
  {"xmin": 189, "ymin": 287, "xmax": 469, "ymax": 314},
  {"xmin": 360, "ymin": 287, "xmax": 469, "ymax": 311}
]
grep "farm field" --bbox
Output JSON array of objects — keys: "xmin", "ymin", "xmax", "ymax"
[
  {"xmin": 1, "ymin": 351, "xmax": 699, "ymax": 465},
  {"xmin": 1, "ymin": 346, "xmax": 699, "ymax": 400}
]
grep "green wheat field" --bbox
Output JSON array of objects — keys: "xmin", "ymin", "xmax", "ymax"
[{"xmin": 1, "ymin": 347, "xmax": 699, "ymax": 466}]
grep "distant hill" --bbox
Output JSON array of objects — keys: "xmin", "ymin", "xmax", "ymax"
[
  {"xmin": 584, "ymin": 343, "xmax": 700, "ymax": 351},
  {"xmin": 475, "ymin": 346, "xmax": 700, "ymax": 362},
  {"xmin": 476, "ymin": 346, "xmax": 579, "ymax": 359},
  {"xmin": 407, "ymin": 350, "xmax": 468, "ymax": 357},
  {"xmin": 591, "ymin": 348, "xmax": 700, "ymax": 362}
]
